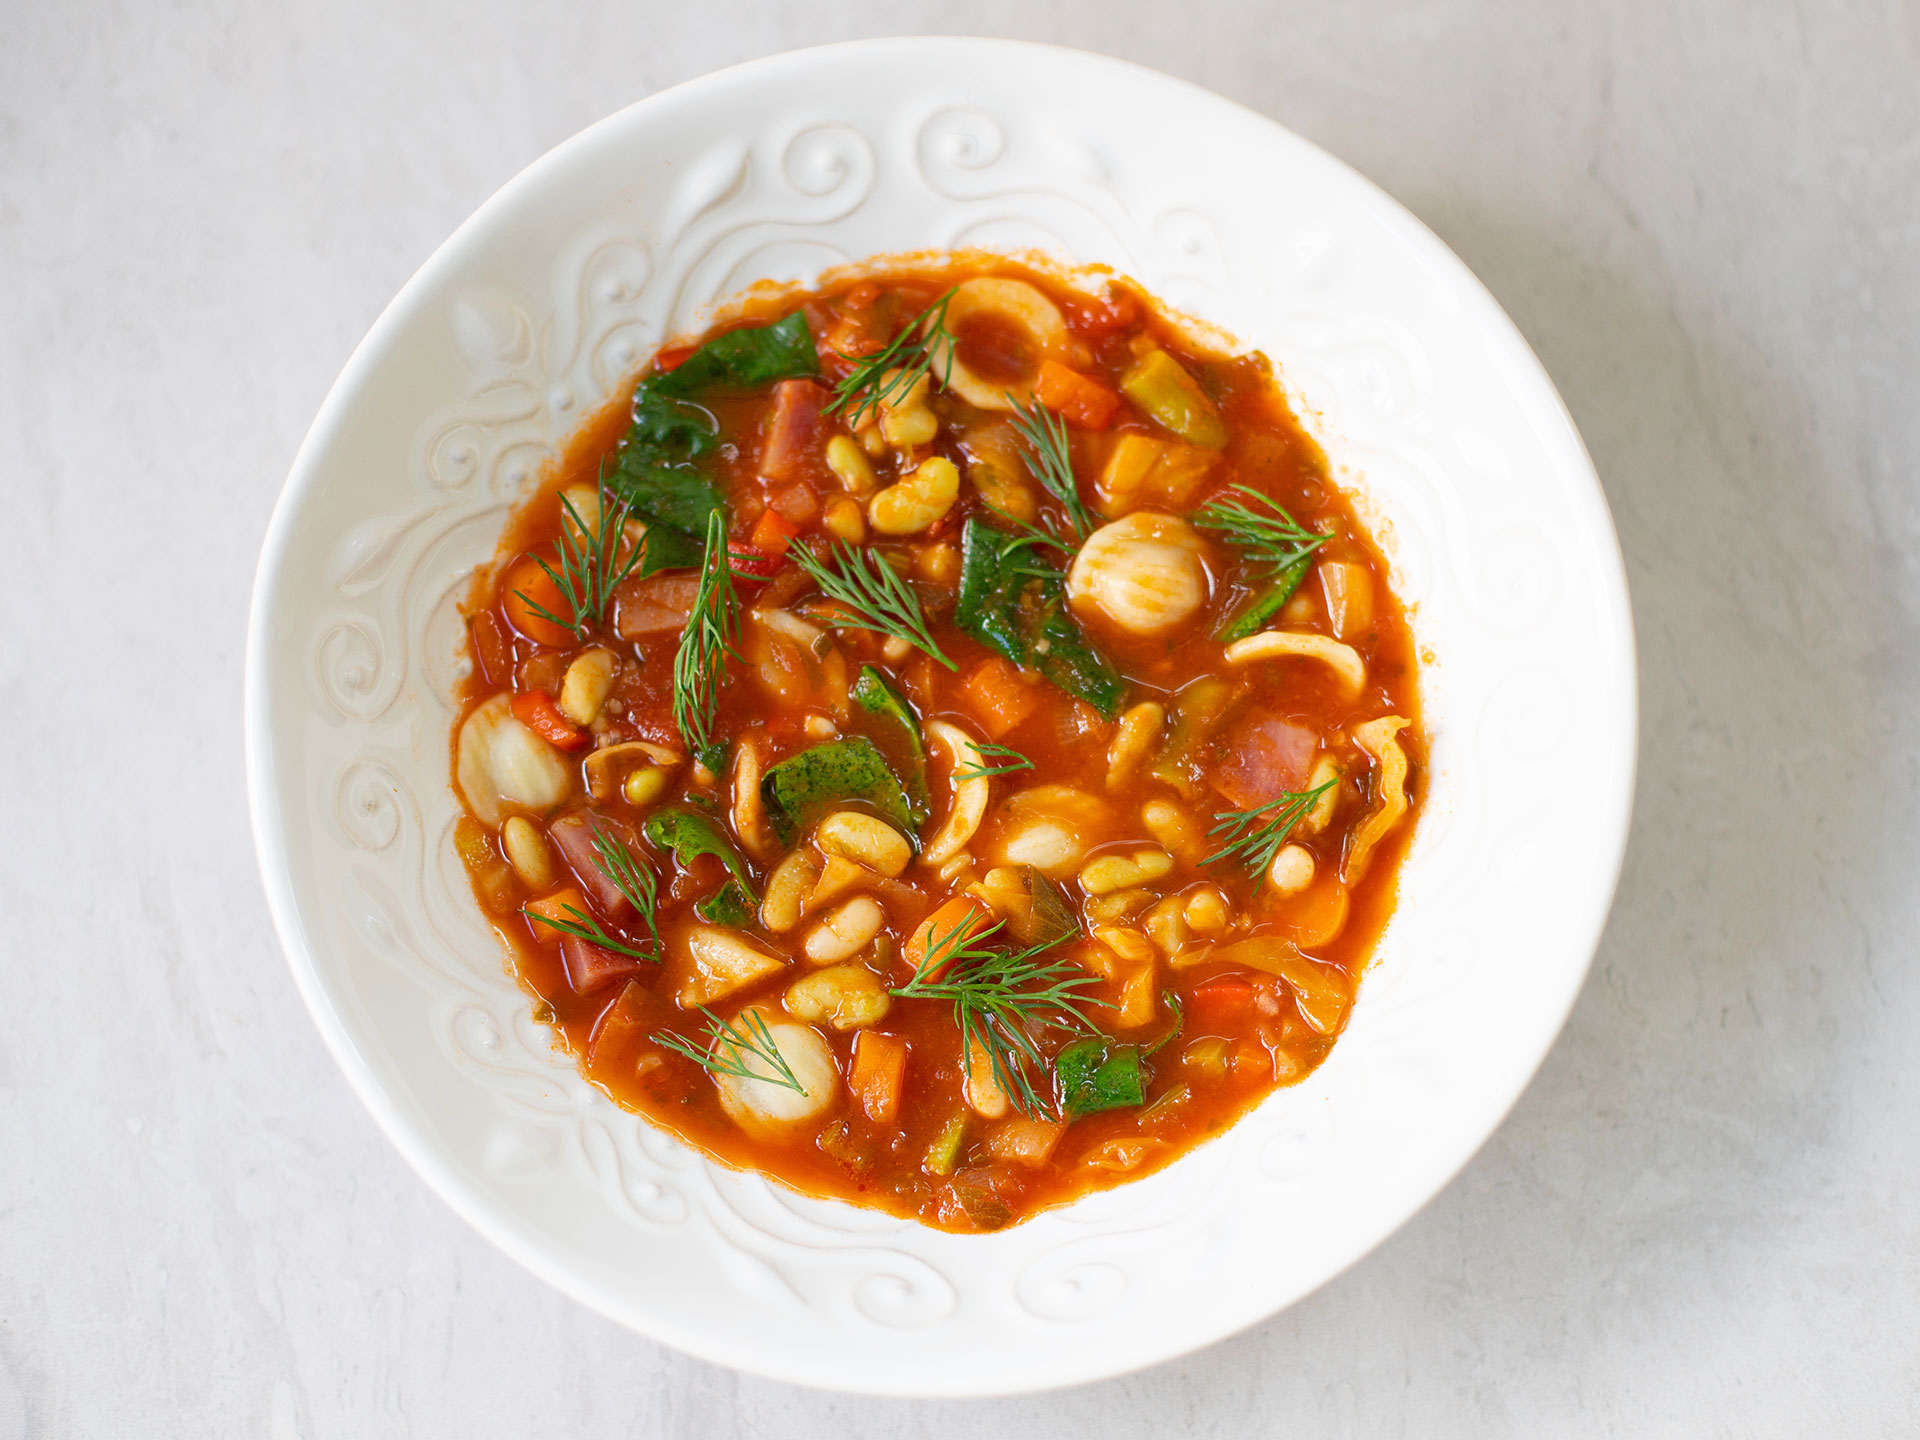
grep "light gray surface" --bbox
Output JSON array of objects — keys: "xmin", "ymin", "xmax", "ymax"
[{"xmin": 2, "ymin": 0, "xmax": 1915, "ymax": 1434}]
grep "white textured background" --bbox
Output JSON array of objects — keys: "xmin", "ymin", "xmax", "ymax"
[{"xmin": 3, "ymin": 1, "xmax": 1916, "ymax": 1435}]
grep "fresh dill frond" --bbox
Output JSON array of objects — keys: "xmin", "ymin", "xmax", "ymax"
[
  {"xmin": 651, "ymin": 1008, "xmax": 806, "ymax": 1093},
  {"xmin": 891, "ymin": 919, "xmax": 1106, "ymax": 1117},
  {"xmin": 671, "ymin": 510, "xmax": 741, "ymax": 770},
  {"xmin": 588, "ymin": 822, "xmax": 661, "ymax": 951},
  {"xmin": 522, "ymin": 902, "xmax": 656, "ymax": 962},
  {"xmin": 1006, "ymin": 394, "xmax": 1095, "ymax": 541},
  {"xmin": 513, "ymin": 467, "xmax": 647, "ymax": 642},
  {"xmin": 1194, "ymin": 484, "xmax": 1328, "ymax": 576},
  {"xmin": 786, "ymin": 541, "xmax": 956, "ymax": 670},
  {"xmin": 1201, "ymin": 778, "xmax": 1341, "ymax": 888},
  {"xmin": 826, "ymin": 288, "xmax": 958, "ymax": 430},
  {"xmin": 953, "ymin": 739, "xmax": 1034, "ymax": 781}
]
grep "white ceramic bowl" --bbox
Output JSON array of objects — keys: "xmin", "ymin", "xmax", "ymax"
[{"xmin": 246, "ymin": 38, "xmax": 1635, "ymax": 1396}]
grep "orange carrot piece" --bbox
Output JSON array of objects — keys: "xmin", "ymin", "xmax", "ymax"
[
  {"xmin": 524, "ymin": 885, "xmax": 589, "ymax": 936},
  {"xmin": 958, "ymin": 657, "xmax": 1041, "ymax": 740},
  {"xmin": 850, "ymin": 1031, "xmax": 909, "ymax": 1124},
  {"xmin": 501, "ymin": 555, "xmax": 575, "ymax": 648},
  {"xmin": 1034, "ymin": 359, "xmax": 1120, "ymax": 430},
  {"xmin": 750, "ymin": 503, "xmax": 803, "ymax": 556},
  {"xmin": 510, "ymin": 690, "xmax": 589, "ymax": 751},
  {"xmin": 906, "ymin": 897, "xmax": 993, "ymax": 973}
]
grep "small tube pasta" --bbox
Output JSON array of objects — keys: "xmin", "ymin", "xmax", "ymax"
[
  {"xmin": 923, "ymin": 720, "xmax": 991, "ymax": 866},
  {"xmin": 1343, "ymin": 716, "xmax": 1412, "ymax": 883},
  {"xmin": 1224, "ymin": 629, "xmax": 1368, "ymax": 696}
]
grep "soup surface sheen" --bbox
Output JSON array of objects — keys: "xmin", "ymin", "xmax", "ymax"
[{"xmin": 451, "ymin": 259, "xmax": 1423, "ymax": 1232}]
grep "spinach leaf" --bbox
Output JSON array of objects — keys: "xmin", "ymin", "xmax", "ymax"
[
  {"xmin": 650, "ymin": 311, "xmax": 819, "ymax": 395},
  {"xmin": 694, "ymin": 880, "xmax": 756, "ymax": 927},
  {"xmin": 760, "ymin": 737, "xmax": 919, "ymax": 845},
  {"xmin": 850, "ymin": 666, "xmax": 929, "ymax": 822},
  {"xmin": 642, "ymin": 808, "xmax": 754, "ymax": 889},
  {"xmin": 607, "ymin": 313, "xmax": 821, "ymax": 569},
  {"xmin": 953, "ymin": 517, "xmax": 1126, "ymax": 717}
]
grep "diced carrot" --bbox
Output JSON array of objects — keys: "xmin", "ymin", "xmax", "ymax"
[
  {"xmin": 907, "ymin": 897, "xmax": 993, "ymax": 973},
  {"xmin": 587, "ymin": 980, "xmax": 649, "ymax": 1072},
  {"xmin": 844, "ymin": 280, "xmax": 881, "ymax": 308},
  {"xmin": 469, "ymin": 611, "xmax": 512, "ymax": 686},
  {"xmin": 987, "ymin": 1116, "xmax": 1066, "ymax": 1167},
  {"xmin": 767, "ymin": 481, "xmax": 820, "ymax": 524},
  {"xmin": 850, "ymin": 1031, "xmax": 909, "ymax": 1124},
  {"xmin": 1187, "ymin": 978, "xmax": 1256, "ymax": 1030},
  {"xmin": 1033, "ymin": 359, "xmax": 1120, "ymax": 430},
  {"xmin": 524, "ymin": 886, "xmax": 589, "ymax": 935},
  {"xmin": 749, "ymin": 504, "xmax": 803, "ymax": 557},
  {"xmin": 501, "ymin": 555, "xmax": 574, "ymax": 648},
  {"xmin": 1230, "ymin": 1035, "xmax": 1272, "ymax": 1084},
  {"xmin": 958, "ymin": 657, "xmax": 1042, "ymax": 740},
  {"xmin": 511, "ymin": 690, "xmax": 589, "ymax": 751}
]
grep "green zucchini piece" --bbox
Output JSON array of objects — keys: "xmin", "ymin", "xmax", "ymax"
[
  {"xmin": 1055, "ymin": 1038, "xmax": 1149, "ymax": 1117},
  {"xmin": 1213, "ymin": 553, "xmax": 1313, "ymax": 642},
  {"xmin": 924, "ymin": 1112, "xmax": 968, "ymax": 1176},
  {"xmin": 850, "ymin": 665, "xmax": 929, "ymax": 821},
  {"xmin": 1148, "ymin": 675, "xmax": 1236, "ymax": 792},
  {"xmin": 1118, "ymin": 349, "xmax": 1229, "ymax": 449},
  {"xmin": 760, "ymin": 737, "xmax": 919, "ymax": 844}
]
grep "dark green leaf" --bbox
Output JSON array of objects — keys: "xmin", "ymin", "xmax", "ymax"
[
  {"xmin": 694, "ymin": 880, "xmax": 756, "ymax": 927},
  {"xmin": 652, "ymin": 312, "xmax": 819, "ymax": 395},
  {"xmin": 953, "ymin": 517, "xmax": 1126, "ymax": 717},
  {"xmin": 850, "ymin": 665, "xmax": 929, "ymax": 822},
  {"xmin": 643, "ymin": 808, "xmax": 754, "ymax": 890}
]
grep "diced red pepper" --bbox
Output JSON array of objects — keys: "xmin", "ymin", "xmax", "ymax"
[
  {"xmin": 1187, "ymin": 978, "xmax": 1257, "ymax": 1030},
  {"xmin": 652, "ymin": 343, "xmax": 698, "ymax": 374},
  {"xmin": 1033, "ymin": 359, "xmax": 1120, "ymax": 430},
  {"xmin": 727, "ymin": 540, "xmax": 785, "ymax": 583},
  {"xmin": 511, "ymin": 690, "xmax": 590, "ymax": 751},
  {"xmin": 749, "ymin": 504, "xmax": 803, "ymax": 557}
]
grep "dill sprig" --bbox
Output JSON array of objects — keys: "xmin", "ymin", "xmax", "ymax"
[
  {"xmin": 651, "ymin": 1008, "xmax": 805, "ymax": 1093},
  {"xmin": 589, "ymin": 822, "xmax": 661, "ymax": 951},
  {"xmin": 1195, "ymin": 484, "xmax": 1328, "ymax": 576},
  {"xmin": 891, "ymin": 918, "xmax": 1106, "ymax": 1117},
  {"xmin": 786, "ymin": 541, "xmax": 956, "ymax": 670},
  {"xmin": 671, "ymin": 510, "xmax": 742, "ymax": 771},
  {"xmin": 522, "ymin": 901, "xmax": 656, "ymax": 962},
  {"xmin": 953, "ymin": 739, "xmax": 1034, "ymax": 781},
  {"xmin": 1202, "ymin": 778, "xmax": 1340, "ymax": 888},
  {"xmin": 826, "ymin": 288, "xmax": 958, "ymax": 430},
  {"xmin": 513, "ymin": 469, "xmax": 646, "ymax": 642},
  {"xmin": 1006, "ymin": 395, "xmax": 1094, "ymax": 541}
]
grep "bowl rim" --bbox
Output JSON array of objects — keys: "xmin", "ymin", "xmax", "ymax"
[{"xmin": 245, "ymin": 34, "xmax": 1637, "ymax": 1394}]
